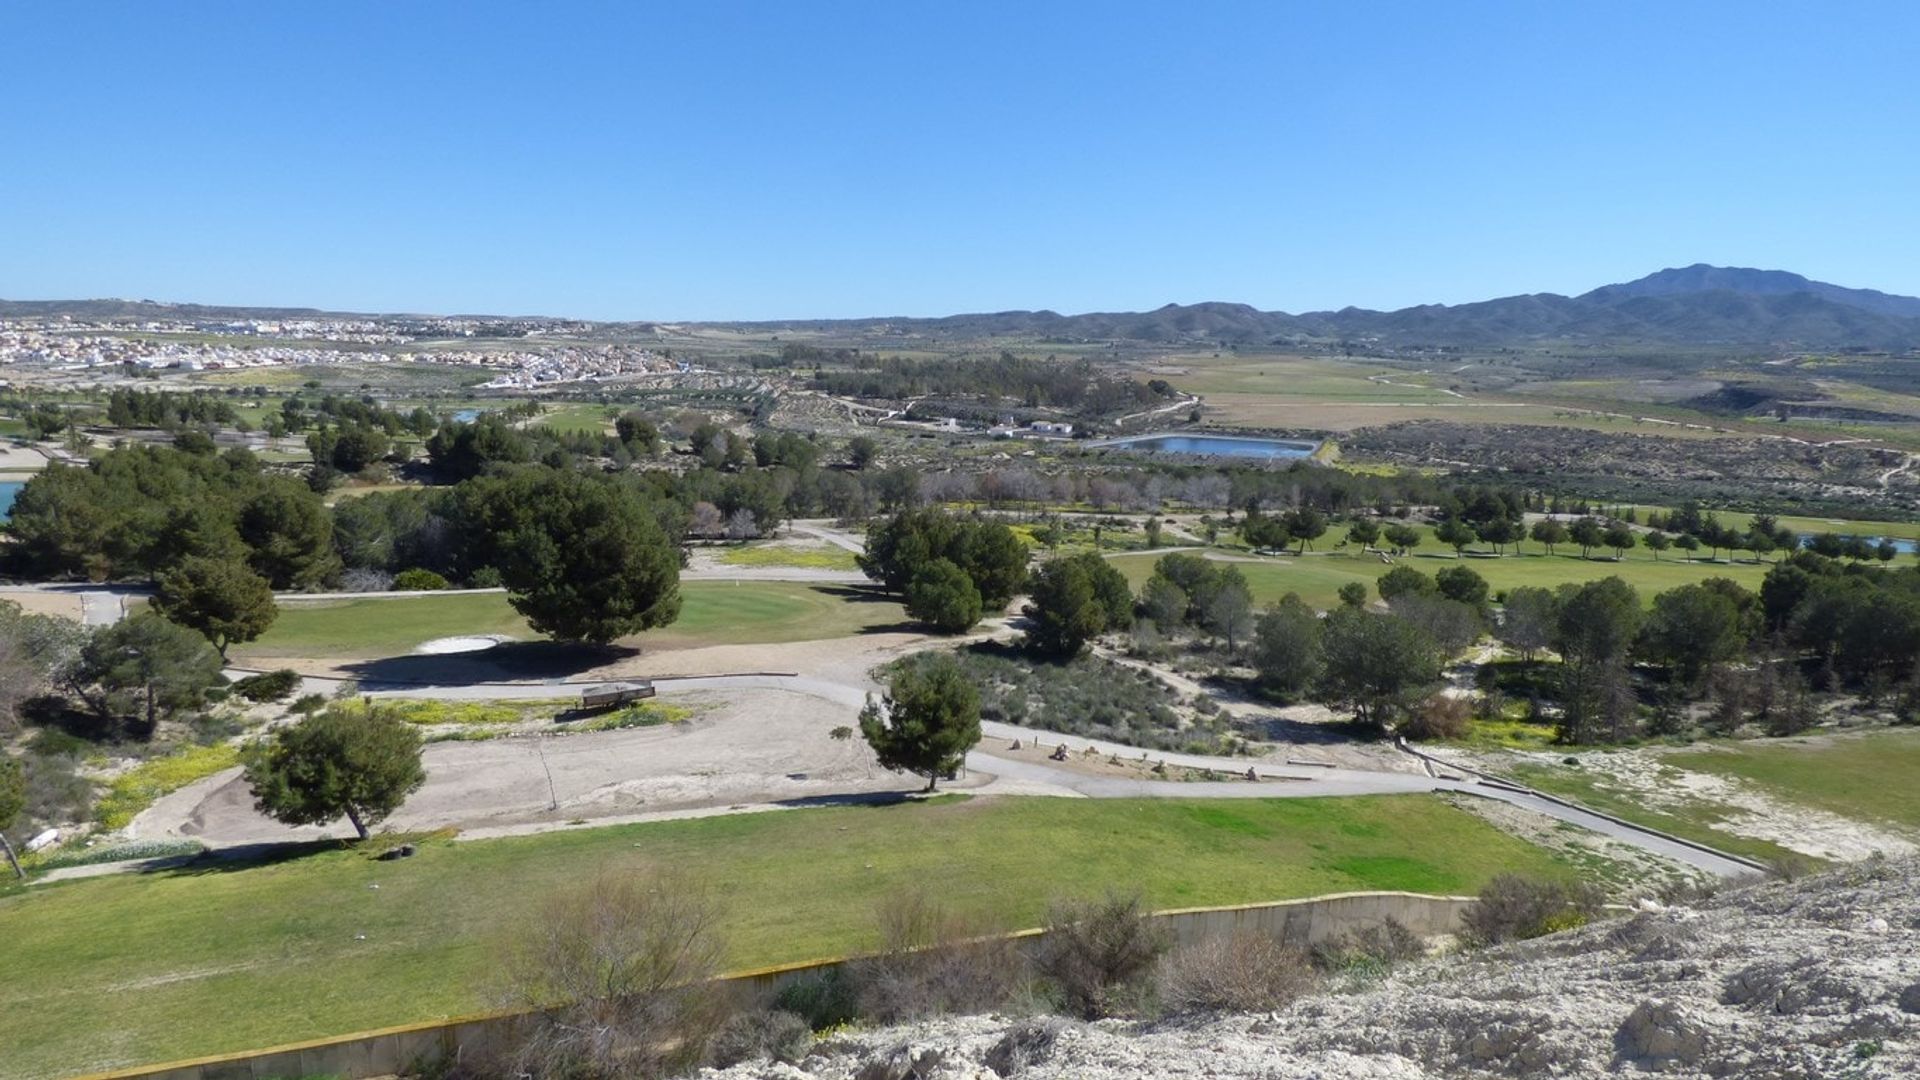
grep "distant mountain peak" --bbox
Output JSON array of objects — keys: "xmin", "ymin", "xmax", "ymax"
[{"xmin": 1582, "ymin": 264, "xmax": 1920, "ymax": 320}]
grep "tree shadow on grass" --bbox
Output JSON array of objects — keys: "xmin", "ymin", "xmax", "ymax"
[
  {"xmin": 152, "ymin": 838, "xmax": 350, "ymax": 878},
  {"xmin": 339, "ymin": 640, "xmax": 641, "ymax": 690}
]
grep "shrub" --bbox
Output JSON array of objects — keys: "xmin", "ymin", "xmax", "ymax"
[
  {"xmin": 499, "ymin": 871, "xmax": 730, "ymax": 1078},
  {"xmin": 1402, "ymin": 693, "xmax": 1471, "ymax": 741},
  {"xmin": 850, "ymin": 889, "xmax": 1024, "ymax": 1023},
  {"xmin": 1460, "ymin": 875, "xmax": 1605, "ymax": 947},
  {"xmin": 1157, "ymin": 932, "xmax": 1317, "ymax": 1014},
  {"xmin": 1032, "ymin": 892, "xmax": 1170, "ymax": 1019},
  {"xmin": 1310, "ymin": 918, "xmax": 1425, "ymax": 974},
  {"xmin": 289, "ymin": 693, "xmax": 327, "ymax": 715},
  {"xmin": 233, "ymin": 669, "xmax": 302, "ymax": 703},
  {"xmin": 708, "ymin": 1009, "xmax": 811, "ymax": 1068},
  {"xmin": 393, "ymin": 568, "xmax": 451, "ymax": 591},
  {"xmin": 771, "ymin": 968, "xmax": 860, "ymax": 1030}
]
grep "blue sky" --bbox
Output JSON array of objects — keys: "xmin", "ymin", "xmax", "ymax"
[{"xmin": 4, "ymin": 2, "xmax": 1917, "ymax": 320}]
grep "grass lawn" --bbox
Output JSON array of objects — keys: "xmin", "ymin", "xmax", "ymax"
[
  {"xmin": 1506, "ymin": 761, "xmax": 1799, "ymax": 866},
  {"xmin": 1106, "ymin": 549, "xmax": 1771, "ymax": 610},
  {"xmin": 0, "ymin": 794, "xmax": 1569, "ymax": 1077},
  {"xmin": 713, "ymin": 541, "xmax": 861, "ymax": 572},
  {"xmin": 534, "ymin": 402, "xmax": 618, "ymax": 434},
  {"xmin": 1665, "ymin": 728, "xmax": 1920, "ymax": 830},
  {"xmin": 235, "ymin": 581, "xmax": 904, "ymax": 660}
]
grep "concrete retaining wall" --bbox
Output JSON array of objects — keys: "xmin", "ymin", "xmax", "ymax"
[{"xmin": 73, "ymin": 890, "xmax": 1472, "ymax": 1080}]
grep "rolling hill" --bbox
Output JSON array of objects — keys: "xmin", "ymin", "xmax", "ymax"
[{"xmin": 8, "ymin": 265, "xmax": 1920, "ymax": 349}]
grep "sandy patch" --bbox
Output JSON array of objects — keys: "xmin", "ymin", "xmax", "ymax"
[
  {"xmin": 1545, "ymin": 747, "xmax": 1916, "ymax": 862},
  {"xmin": 413, "ymin": 634, "xmax": 512, "ymax": 655},
  {"xmin": 0, "ymin": 591, "xmax": 86, "ymax": 621}
]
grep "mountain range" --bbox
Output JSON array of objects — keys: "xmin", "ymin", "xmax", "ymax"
[{"xmin": 7, "ymin": 265, "xmax": 1920, "ymax": 349}]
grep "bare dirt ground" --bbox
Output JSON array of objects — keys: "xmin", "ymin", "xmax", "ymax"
[
  {"xmin": 0, "ymin": 443, "xmax": 50, "ymax": 472},
  {"xmin": 140, "ymin": 685, "xmax": 956, "ymax": 846},
  {"xmin": 0, "ymin": 589, "xmax": 85, "ymax": 620}
]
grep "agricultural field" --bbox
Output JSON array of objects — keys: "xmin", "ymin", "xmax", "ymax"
[
  {"xmin": 234, "ymin": 581, "xmax": 905, "ymax": 661},
  {"xmin": 1105, "ymin": 548, "xmax": 1772, "ymax": 611},
  {"xmin": 0, "ymin": 794, "xmax": 1571, "ymax": 1077}
]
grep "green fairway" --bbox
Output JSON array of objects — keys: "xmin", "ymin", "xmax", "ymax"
[
  {"xmin": 236, "ymin": 581, "xmax": 904, "ymax": 660},
  {"xmin": 1666, "ymin": 728, "xmax": 1920, "ymax": 830},
  {"xmin": 1106, "ymin": 548, "xmax": 1771, "ymax": 610},
  {"xmin": 534, "ymin": 402, "xmax": 619, "ymax": 434},
  {"xmin": 0, "ymin": 795, "xmax": 1568, "ymax": 1077}
]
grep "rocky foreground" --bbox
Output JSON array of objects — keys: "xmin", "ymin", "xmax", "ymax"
[{"xmin": 706, "ymin": 859, "xmax": 1920, "ymax": 1079}]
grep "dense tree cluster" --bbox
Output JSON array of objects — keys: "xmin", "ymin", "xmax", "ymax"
[
  {"xmin": 457, "ymin": 469, "xmax": 683, "ymax": 644},
  {"xmin": 1140, "ymin": 553, "xmax": 1255, "ymax": 649},
  {"xmin": 1023, "ymin": 553, "xmax": 1134, "ymax": 657},
  {"xmin": 859, "ymin": 510, "xmax": 1029, "ymax": 630},
  {"xmin": 5, "ymin": 446, "xmax": 337, "ymax": 587},
  {"xmin": 813, "ymin": 352, "xmax": 1166, "ymax": 421},
  {"xmin": 104, "ymin": 388, "xmax": 239, "ymax": 430}
]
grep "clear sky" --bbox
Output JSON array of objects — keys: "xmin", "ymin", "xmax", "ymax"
[{"xmin": 4, "ymin": 2, "xmax": 1917, "ymax": 320}]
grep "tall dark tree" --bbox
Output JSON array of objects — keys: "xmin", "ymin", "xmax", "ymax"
[
  {"xmin": 1640, "ymin": 582, "xmax": 1744, "ymax": 687},
  {"xmin": 152, "ymin": 556, "xmax": 277, "ymax": 658},
  {"xmin": 1252, "ymin": 594, "xmax": 1323, "ymax": 697},
  {"xmin": 905, "ymin": 558, "xmax": 983, "ymax": 634},
  {"xmin": 1552, "ymin": 577, "xmax": 1643, "ymax": 743},
  {"xmin": 71, "ymin": 614, "xmax": 225, "ymax": 737},
  {"xmin": 459, "ymin": 469, "xmax": 682, "ymax": 644},
  {"xmin": 1497, "ymin": 586, "xmax": 1557, "ymax": 664},
  {"xmin": 238, "ymin": 479, "xmax": 340, "ymax": 590},
  {"xmin": 1317, "ymin": 607, "xmax": 1441, "ymax": 730},
  {"xmin": 859, "ymin": 655, "xmax": 981, "ymax": 792},
  {"xmin": 1024, "ymin": 553, "xmax": 1132, "ymax": 657},
  {"xmin": 243, "ymin": 703, "xmax": 427, "ymax": 841},
  {"xmin": 1434, "ymin": 518, "xmax": 1477, "ymax": 558}
]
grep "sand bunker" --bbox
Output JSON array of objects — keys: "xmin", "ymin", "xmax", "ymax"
[{"xmin": 413, "ymin": 635, "xmax": 512, "ymax": 655}]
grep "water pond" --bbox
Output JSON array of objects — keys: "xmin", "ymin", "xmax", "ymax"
[
  {"xmin": 0, "ymin": 480, "xmax": 20, "ymax": 522},
  {"xmin": 1793, "ymin": 532, "xmax": 1917, "ymax": 555},
  {"xmin": 1095, "ymin": 433, "xmax": 1319, "ymax": 460}
]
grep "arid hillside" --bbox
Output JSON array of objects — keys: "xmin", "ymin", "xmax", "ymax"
[{"xmin": 706, "ymin": 859, "xmax": 1920, "ymax": 1079}]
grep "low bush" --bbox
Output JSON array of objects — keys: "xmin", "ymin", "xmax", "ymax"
[
  {"xmin": 1460, "ymin": 874, "xmax": 1606, "ymax": 946},
  {"xmin": 1031, "ymin": 891, "xmax": 1171, "ymax": 1019},
  {"xmin": 771, "ymin": 968, "xmax": 860, "ymax": 1030},
  {"xmin": 499, "ymin": 871, "xmax": 730, "ymax": 1078},
  {"xmin": 233, "ymin": 669, "xmax": 302, "ymax": 703},
  {"xmin": 1157, "ymin": 932, "xmax": 1318, "ymax": 1014},
  {"xmin": 850, "ymin": 889, "xmax": 1026, "ymax": 1023},
  {"xmin": 289, "ymin": 693, "xmax": 327, "ymax": 715},
  {"xmin": 708, "ymin": 1008, "xmax": 811, "ymax": 1068},
  {"xmin": 1402, "ymin": 693, "xmax": 1471, "ymax": 741},
  {"xmin": 393, "ymin": 568, "xmax": 451, "ymax": 591},
  {"xmin": 21, "ymin": 752, "xmax": 92, "ymax": 829},
  {"xmin": 897, "ymin": 646, "xmax": 1236, "ymax": 754},
  {"xmin": 1309, "ymin": 918, "xmax": 1425, "ymax": 975}
]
